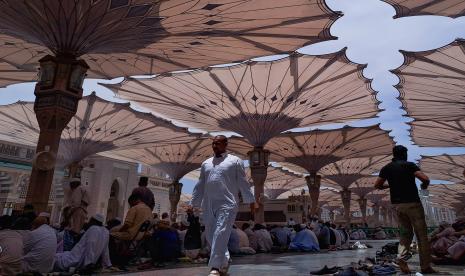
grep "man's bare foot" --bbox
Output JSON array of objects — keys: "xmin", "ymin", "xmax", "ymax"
[
  {"xmin": 421, "ymin": 267, "xmax": 439, "ymax": 274},
  {"xmin": 397, "ymin": 259, "xmax": 411, "ymax": 274}
]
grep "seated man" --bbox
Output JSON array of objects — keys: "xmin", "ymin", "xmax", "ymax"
[
  {"xmin": 253, "ymin": 224, "xmax": 273, "ymax": 253},
  {"xmin": 270, "ymin": 225, "xmax": 291, "ymax": 249},
  {"xmin": 0, "ymin": 215, "xmax": 23, "ymax": 275},
  {"xmin": 111, "ymin": 194, "xmax": 152, "ymax": 241},
  {"xmin": 150, "ymin": 220, "xmax": 181, "ymax": 264},
  {"xmin": 431, "ymin": 218, "xmax": 465, "ymax": 264},
  {"xmin": 317, "ymin": 222, "xmax": 331, "ymax": 250},
  {"xmin": 374, "ymin": 227, "xmax": 387, "ymax": 240},
  {"xmin": 289, "ymin": 224, "xmax": 320, "ymax": 252},
  {"xmin": 22, "ymin": 213, "xmax": 57, "ymax": 274},
  {"xmin": 54, "ymin": 214, "xmax": 111, "ymax": 272},
  {"xmin": 228, "ymin": 225, "xmax": 255, "ymax": 255},
  {"xmin": 242, "ymin": 223, "xmax": 258, "ymax": 251}
]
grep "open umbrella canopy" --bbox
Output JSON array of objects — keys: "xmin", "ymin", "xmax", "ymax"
[
  {"xmin": 260, "ymin": 167, "xmax": 305, "ymax": 199},
  {"xmin": 366, "ymin": 189, "xmax": 390, "ymax": 205},
  {"xmin": 0, "ymin": 61, "xmax": 38, "ymax": 88},
  {"xmin": 350, "ymin": 176, "xmax": 377, "ymax": 198},
  {"xmin": 0, "ymin": 0, "xmax": 339, "ymax": 81},
  {"xmin": 0, "ymin": 92, "xmax": 195, "ymax": 166},
  {"xmin": 383, "ymin": 0, "xmax": 465, "ymax": 18},
  {"xmin": 409, "ymin": 120, "xmax": 465, "ymax": 147},
  {"xmin": 319, "ymin": 155, "xmax": 391, "ymax": 189},
  {"xmin": 265, "ymin": 125, "xmax": 394, "ymax": 174},
  {"xmin": 394, "ymin": 41, "xmax": 465, "ymax": 122},
  {"xmin": 100, "ymin": 137, "xmax": 213, "ymax": 181},
  {"xmin": 104, "ymin": 49, "xmax": 380, "ymax": 146},
  {"xmin": 419, "ymin": 154, "xmax": 465, "ymax": 185}
]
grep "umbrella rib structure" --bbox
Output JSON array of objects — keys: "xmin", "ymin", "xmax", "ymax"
[
  {"xmin": 101, "ymin": 137, "xmax": 215, "ymax": 182},
  {"xmin": 105, "ymin": 49, "xmax": 380, "ymax": 147},
  {"xmin": 267, "ymin": 125, "xmax": 394, "ymax": 174},
  {"xmin": 393, "ymin": 40, "xmax": 465, "ymax": 147},
  {"xmin": 0, "ymin": 92, "xmax": 197, "ymax": 167},
  {"xmin": 0, "ymin": 0, "xmax": 340, "ymax": 81},
  {"xmin": 419, "ymin": 154, "xmax": 465, "ymax": 184}
]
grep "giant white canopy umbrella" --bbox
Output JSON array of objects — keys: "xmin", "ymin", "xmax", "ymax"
[
  {"xmin": 0, "ymin": 92, "xmax": 195, "ymax": 169},
  {"xmin": 0, "ymin": 0, "xmax": 339, "ymax": 211},
  {"xmin": 320, "ymin": 155, "xmax": 391, "ymax": 224},
  {"xmin": 419, "ymin": 154, "xmax": 465, "ymax": 185},
  {"xmin": 105, "ymin": 49, "xmax": 381, "ymax": 222},
  {"xmin": 394, "ymin": 41, "xmax": 465, "ymax": 122}
]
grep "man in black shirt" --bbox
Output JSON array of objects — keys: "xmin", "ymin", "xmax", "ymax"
[{"xmin": 375, "ymin": 145, "xmax": 436, "ymax": 274}]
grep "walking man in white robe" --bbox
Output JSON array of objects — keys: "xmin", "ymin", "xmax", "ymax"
[{"xmin": 190, "ymin": 135, "xmax": 256, "ymax": 276}]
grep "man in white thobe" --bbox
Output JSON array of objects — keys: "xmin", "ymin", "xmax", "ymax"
[
  {"xmin": 54, "ymin": 214, "xmax": 111, "ymax": 271},
  {"xmin": 63, "ymin": 178, "xmax": 89, "ymax": 234},
  {"xmin": 22, "ymin": 214, "xmax": 57, "ymax": 273},
  {"xmin": 190, "ymin": 135, "xmax": 256, "ymax": 276}
]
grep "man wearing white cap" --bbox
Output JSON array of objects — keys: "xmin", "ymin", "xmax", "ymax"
[
  {"xmin": 54, "ymin": 214, "xmax": 111, "ymax": 272},
  {"xmin": 63, "ymin": 178, "xmax": 89, "ymax": 235}
]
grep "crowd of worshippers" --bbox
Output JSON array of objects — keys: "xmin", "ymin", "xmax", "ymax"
[
  {"xmin": 0, "ymin": 174, "xmax": 405, "ymax": 275},
  {"xmin": 430, "ymin": 216, "xmax": 465, "ymax": 265}
]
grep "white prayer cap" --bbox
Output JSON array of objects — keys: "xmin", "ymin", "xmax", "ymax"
[
  {"xmin": 69, "ymin": 178, "xmax": 81, "ymax": 183},
  {"xmin": 92, "ymin": 214, "xmax": 105, "ymax": 223},
  {"xmin": 300, "ymin": 224, "xmax": 307, "ymax": 228},
  {"xmin": 38, "ymin": 212, "xmax": 50, "ymax": 218}
]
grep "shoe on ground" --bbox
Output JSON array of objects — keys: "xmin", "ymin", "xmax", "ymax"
[
  {"xmin": 421, "ymin": 267, "xmax": 439, "ymax": 274},
  {"xmin": 208, "ymin": 269, "xmax": 221, "ymax": 276},
  {"xmin": 310, "ymin": 265, "xmax": 339, "ymax": 275}
]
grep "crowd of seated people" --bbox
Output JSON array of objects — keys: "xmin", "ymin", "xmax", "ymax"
[
  {"xmin": 1, "ymin": 199, "xmax": 403, "ymax": 275},
  {"xmin": 0, "ymin": 205, "xmax": 110, "ymax": 275},
  {"xmin": 430, "ymin": 217, "xmax": 465, "ymax": 265}
]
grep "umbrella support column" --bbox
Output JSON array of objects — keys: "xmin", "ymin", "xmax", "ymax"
[
  {"xmin": 248, "ymin": 146, "xmax": 269, "ymax": 224},
  {"xmin": 357, "ymin": 197, "xmax": 368, "ymax": 224},
  {"xmin": 169, "ymin": 181, "xmax": 183, "ymax": 223},
  {"xmin": 372, "ymin": 204, "xmax": 380, "ymax": 226},
  {"xmin": 340, "ymin": 188, "xmax": 351, "ymax": 226},
  {"xmin": 305, "ymin": 173, "xmax": 321, "ymax": 218},
  {"xmin": 26, "ymin": 55, "xmax": 88, "ymax": 213}
]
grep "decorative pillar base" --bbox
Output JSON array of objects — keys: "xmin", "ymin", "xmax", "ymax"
[
  {"xmin": 305, "ymin": 173, "xmax": 321, "ymax": 218},
  {"xmin": 357, "ymin": 197, "xmax": 368, "ymax": 224},
  {"xmin": 372, "ymin": 204, "xmax": 380, "ymax": 227},
  {"xmin": 169, "ymin": 181, "xmax": 183, "ymax": 223},
  {"xmin": 340, "ymin": 188, "xmax": 352, "ymax": 225},
  {"xmin": 26, "ymin": 55, "xmax": 88, "ymax": 213},
  {"xmin": 247, "ymin": 146, "xmax": 269, "ymax": 224}
]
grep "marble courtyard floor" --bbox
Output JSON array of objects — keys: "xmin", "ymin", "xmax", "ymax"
[{"xmin": 121, "ymin": 240, "xmax": 465, "ymax": 276}]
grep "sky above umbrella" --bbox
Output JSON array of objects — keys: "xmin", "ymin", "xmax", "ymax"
[{"xmin": 1, "ymin": 0, "xmax": 465, "ymax": 194}]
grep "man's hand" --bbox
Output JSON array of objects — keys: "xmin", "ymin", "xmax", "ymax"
[{"xmin": 250, "ymin": 202, "xmax": 259, "ymax": 212}]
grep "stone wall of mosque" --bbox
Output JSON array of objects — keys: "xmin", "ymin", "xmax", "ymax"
[{"xmin": 0, "ymin": 140, "xmax": 174, "ymax": 224}]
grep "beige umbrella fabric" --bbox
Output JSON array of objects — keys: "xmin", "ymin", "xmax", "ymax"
[
  {"xmin": 0, "ymin": 0, "xmax": 339, "ymax": 81},
  {"xmin": 0, "ymin": 92, "xmax": 195, "ymax": 166},
  {"xmin": 266, "ymin": 125, "xmax": 394, "ymax": 174},
  {"xmin": 383, "ymin": 0, "xmax": 465, "ymax": 18},
  {"xmin": 419, "ymin": 154, "xmax": 465, "ymax": 185},
  {"xmin": 104, "ymin": 49, "xmax": 380, "ymax": 146},
  {"xmin": 394, "ymin": 41, "xmax": 465, "ymax": 122}
]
